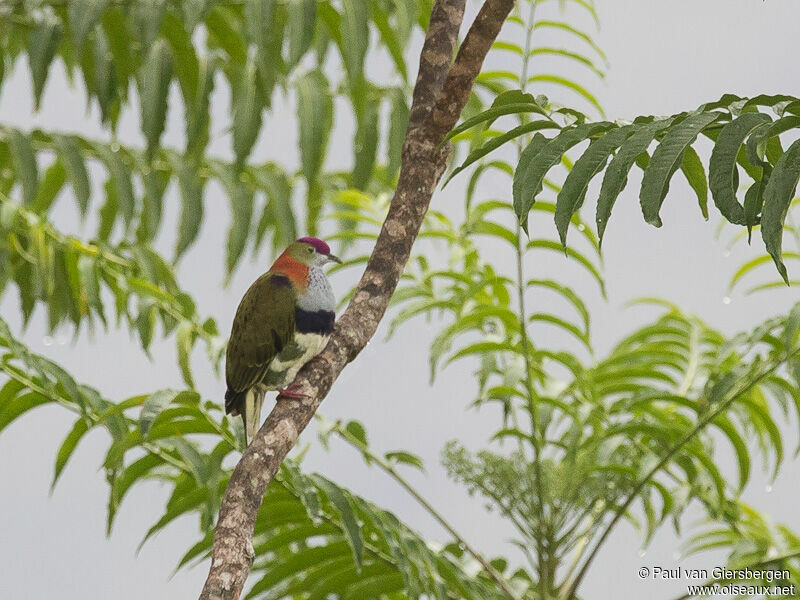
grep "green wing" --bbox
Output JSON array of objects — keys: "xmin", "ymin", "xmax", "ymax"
[{"xmin": 225, "ymin": 273, "xmax": 296, "ymax": 408}]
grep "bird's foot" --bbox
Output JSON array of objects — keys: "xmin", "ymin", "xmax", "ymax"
[{"xmin": 277, "ymin": 383, "xmax": 307, "ymax": 399}]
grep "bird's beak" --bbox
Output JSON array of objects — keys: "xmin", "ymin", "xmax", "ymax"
[{"xmin": 326, "ymin": 253, "xmax": 342, "ymax": 264}]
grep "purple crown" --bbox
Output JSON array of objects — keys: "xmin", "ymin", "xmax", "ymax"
[{"xmin": 297, "ymin": 236, "xmax": 331, "ymax": 255}]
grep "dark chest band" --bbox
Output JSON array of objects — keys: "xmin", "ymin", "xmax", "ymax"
[{"xmin": 294, "ymin": 308, "xmax": 335, "ymax": 335}]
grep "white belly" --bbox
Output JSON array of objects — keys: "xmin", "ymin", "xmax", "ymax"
[{"xmin": 264, "ymin": 332, "xmax": 330, "ymax": 389}]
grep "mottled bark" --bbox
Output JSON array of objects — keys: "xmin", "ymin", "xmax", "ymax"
[{"xmin": 198, "ymin": 2, "xmax": 515, "ymax": 599}]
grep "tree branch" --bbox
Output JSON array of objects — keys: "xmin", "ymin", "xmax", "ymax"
[{"xmin": 198, "ymin": 1, "xmax": 514, "ymax": 599}]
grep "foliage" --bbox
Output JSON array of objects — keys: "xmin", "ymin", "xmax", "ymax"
[
  {"xmin": 0, "ymin": 195, "xmax": 224, "ymax": 386},
  {"xmin": 0, "ymin": 0, "xmax": 428, "ymax": 389},
  {"xmin": 0, "ymin": 314, "xmax": 527, "ymax": 599},
  {"xmin": 446, "ymin": 92, "xmax": 800, "ymax": 283},
  {"xmin": 0, "ymin": 0, "xmax": 421, "ymax": 268},
  {"xmin": 2, "ymin": 1, "xmax": 800, "ymax": 600},
  {"xmin": 442, "ymin": 301, "xmax": 800, "ymax": 592}
]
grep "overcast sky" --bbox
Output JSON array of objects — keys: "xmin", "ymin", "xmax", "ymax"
[{"xmin": 2, "ymin": 1, "xmax": 800, "ymax": 599}]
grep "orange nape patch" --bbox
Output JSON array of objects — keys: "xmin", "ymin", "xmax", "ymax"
[{"xmin": 269, "ymin": 252, "xmax": 309, "ymax": 290}]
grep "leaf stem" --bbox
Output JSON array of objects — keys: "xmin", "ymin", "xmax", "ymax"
[{"xmin": 515, "ymin": 1, "xmax": 551, "ymax": 596}]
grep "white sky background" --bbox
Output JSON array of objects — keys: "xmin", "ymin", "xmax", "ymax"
[{"xmin": 2, "ymin": 1, "xmax": 800, "ymax": 598}]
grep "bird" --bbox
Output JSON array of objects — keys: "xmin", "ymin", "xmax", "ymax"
[{"xmin": 224, "ymin": 237, "xmax": 341, "ymax": 445}]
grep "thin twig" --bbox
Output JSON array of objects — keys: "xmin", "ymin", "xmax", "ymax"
[{"xmin": 514, "ymin": 2, "xmax": 550, "ymax": 596}]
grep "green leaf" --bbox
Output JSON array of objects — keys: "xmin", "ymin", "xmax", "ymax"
[
  {"xmin": 528, "ymin": 239, "xmax": 605, "ymax": 296},
  {"xmin": 206, "ymin": 6, "xmax": 247, "ymax": 63},
  {"xmin": 98, "ymin": 182, "xmax": 118, "ymax": 242},
  {"xmin": 556, "ymin": 125, "xmax": 634, "ymax": 247},
  {"xmin": 641, "ymin": 111, "xmax": 719, "ymax": 227},
  {"xmin": 101, "ymin": 7, "xmax": 135, "ymax": 93},
  {"xmin": 530, "ymin": 46, "xmax": 604, "ymax": 78},
  {"xmin": 371, "ymin": 3, "xmax": 407, "ymax": 81},
  {"xmin": 385, "ymin": 451, "xmax": 425, "ymax": 472},
  {"xmin": 33, "ymin": 160, "xmax": 66, "ymax": 214},
  {"xmin": 138, "ymin": 166, "xmax": 169, "ymax": 242},
  {"xmin": 747, "ymin": 115, "xmax": 800, "ymax": 165},
  {"xmin": 761, "ymin": 138, "xmax": 800, "ymax": 283},
  {"xmin": 514, "ymin": 122, "xmax": 611, "ymax": 227},
  {"xmin": 52, "ymin": 418, "xmax": 90, "ymax": 489},
  {"xmin": 135, "ymin": 302, "xmax": 156, "ymax": 351},
  {"xmin": 351, "ymin": 93, "xmax": 380, "ymax": 190},
  {"xmin": 712, "ymin": 416, "xmax": 751, "ymax": 491},
  {"xmin": 244, "ymin": 0, "xmax": 282, "ymax": 100},
  {"xmin": 175, "ymin": 161, "xmax": 205, "ymax": 259},
  {"xmin": 232, "ymin": 55, "xmax": 263, "ymax": 169},
  {"xmin": 224, "ymin": 171, "xmax": 254, "ymax": 277},
  {"xmin": 53, "ymin": 135, "xmax": 91, "ymax": 216},
  {"xmin": 163, "ymin": 10, "xmax": 199, "ymax": 101},
  {"xmin": 596, "ymin": 118, "xmax": 674, "ymax": 243},
  {"xmin": 77, "ymin": 255, "xmax": 103, "ymax": 317},
  {"xmin": 92, "ymin": 29, "xmax": 120, "ymax": 127},
  {"xmin": 528, "ymin": 278, "xmax": 590, "ymax": 331},
  {"xmin": 709, "ymin": 112, "xmax": 771, "ymax": 225},
  {"xmin": 94, "ymin": 144, "xmax": 135, "ymax": 232},
  {"xmin": 8, "ymin": 129, "xmax": 39, "ymax": 207},
  {"xmin": 185, "ymin": 55, "xmax": 217, "ymax": 158},
  {"xmin": 176, "ymin": 322, "xmax": 196, "ymax": 389},
  {"xmin": 139, "ymin": 389, "xmax": 180, "ymax": 437},
  {"xmin": 344, "ymin": 420, "xmax": 368, "ymax": 446},
  {"xmin": 139, "ymin": 39, "xmax": 173, "ymax": 160},
  {"xmin": 0, "ymin": 391, "xmax": 50, "ymax": 434},
  {"xmin": 340, "ymin": 0, "xmax": 369, "ymax": 85},
  {"xmin": 297, "ymin": 70, "xmax": 333, "ymax": 185},
  {"xmin": 287, "ymin": 0, "xmax": 317, "ymax": 68},
  {"xmin": 28, "ymin": 14, "xmax": 63, "ymax": 109},
  {"xmin": 512, "ymin": 133, "xmax": 547, "ymax": 231},
  {"xmin": 315, "ymin": 476, "xmax": 364, "ymax": 569},
  {"xmin": 244, "ymin": 0, "xmax": 275, "ymax": 49},
  {"xmin": 252, "ymin": 164, "xmax": 295, "ymax": 253},
  {"xmin": 183, "ymin": 0, "xmax": 214, "ymax": 30},
  {"xmin": 133, "ymin": 0, "xmax": 166, "ymax": 48},
  {"xmin": 743, "ymin": 180, "xmax": 764, "ymax": 242},
  {"xmin": 69, "ymin": 0, "xmax": 110, "ymax": 51},
  {"xmin": 680, "ymin": 145, "xmax": 709, "ymax": 219}
]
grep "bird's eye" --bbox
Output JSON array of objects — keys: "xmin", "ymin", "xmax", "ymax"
[{"xmin": 307, "ymin": 247, "xmax": 313, "ymax": 253}]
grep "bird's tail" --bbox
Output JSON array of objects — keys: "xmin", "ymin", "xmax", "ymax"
[
  {"xmin": 225, "ymin": 388, "xmax": 264, "ymax": 447},
  {"xmin": 244, "ymin": 390, "xmax": 264, "ymax": 446}
]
